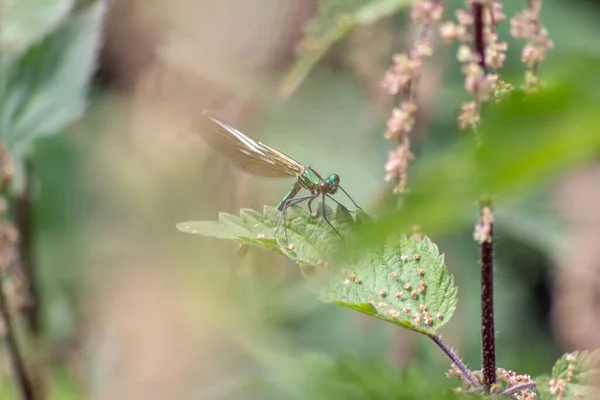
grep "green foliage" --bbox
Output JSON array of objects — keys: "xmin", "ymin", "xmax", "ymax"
[
  {"xmin": 260, "ymin": 352, "xmax": 463, "ymax": 400},
  {"xmin": 352, "ymin": 61, "xmax": 600, "ymax": 251},
  {"xmin": 0, "ymin": 367, "xmax": 84, "ymax": 400},
  {"xmin": 495, "ymin": 194, "xmax": 566, "ymax": 255},
  {"xmin": 0, "ymin": 0, "xmax": 105, "ymax": 162},
  {"xmin": 279, "ymin": 0, "xmax": 413, "ymax": 98},
  {"xmin": 178, "ymin": 204, "xmax": 457, "ymax": 335},
  {"xmin": 0, "ymin": 0, "xmax": 75, "ymax": 56},
  {"xmin": 536, "ymin": 350, "xmax": 600, "ymax": 400}
]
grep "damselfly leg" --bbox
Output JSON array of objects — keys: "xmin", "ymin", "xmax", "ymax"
[
  {"xmin": 338, "ymin": 185, "xmax": 361, "ymax": 210},
  {"xmin": 325, "ymin": 194, "xmax": 354, "ymax": 214},
  {"xmin": 275, "ymin": 193, "xmax": 318, "ymax": 241},
  {"xmin": 308, "ymin": 194, "xmax": 356, "ymax": 217},
  {"xmin": 321, "ymin": 193, "xmax": 343, "ymax": 240},
  {"xmin": 275, "ymin": 193, "xmax": 346, "ymax": 241}
]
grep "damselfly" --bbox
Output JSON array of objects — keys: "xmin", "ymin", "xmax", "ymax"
[{"xmin": 198, "ymin": 111, "xmax": 360, "ymax": 240}]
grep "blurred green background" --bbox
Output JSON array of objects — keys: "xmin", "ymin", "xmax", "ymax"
[{"xmin": 2, "ymin": 0, "xmax": 600, "ymax": 398}]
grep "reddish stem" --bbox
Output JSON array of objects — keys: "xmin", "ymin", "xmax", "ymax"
[
  {"xmin": 472, "ymin": 2, "xmax": 487, "ymax": 72},
  {"xmin": 481, "ymin": 214, "xmax": 496, "ymax": 391}
]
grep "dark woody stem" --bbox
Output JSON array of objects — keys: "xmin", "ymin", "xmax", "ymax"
[
  {"xmin": 472, "ymin": 2, "xmax": 487, "ymax": 72},
  {"xmin": 480, "ymin": 204, "xmax": 496, "ymax": 391}
]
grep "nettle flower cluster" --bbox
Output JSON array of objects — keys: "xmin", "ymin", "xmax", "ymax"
[{"xmin": 382, "ymin": 0, "xmax": 553, "ymax": 193}]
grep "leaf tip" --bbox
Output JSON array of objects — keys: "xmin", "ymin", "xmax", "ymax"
[{"xmin": 176, "ymin": 221, "xmax": 198, "ymax": 234}]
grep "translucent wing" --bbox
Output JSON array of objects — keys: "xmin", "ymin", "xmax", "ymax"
[{"xmin": 198, "ymin": 112, "xmax": 304, "ymax": 178}]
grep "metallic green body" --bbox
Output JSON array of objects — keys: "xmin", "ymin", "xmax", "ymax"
[{"xmin": 275, "ymin": 167, "xmax": 339, "ymax": 211}]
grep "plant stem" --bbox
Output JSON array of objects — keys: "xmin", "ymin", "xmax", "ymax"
[
  {"xmin": 0, "ymin": 274, "xmax": 35, "ymax": 400},
  {"xmin": 14, "ymin": 158, "xmax": 39, "ymax": 337},
  {"xmin": 501, "ymin": 381, "xmax": 537, "ymax": 396},
  {"xmin": 472, "ymin": 2, "xmax": 487, "ymax": 72},
  {"xmin": 480, "ymin": 203, "xmax": 496, "ymax": 391},
  {"xmin": 427, "ymin": 333, "xmax": 480, "ymax": 388}
]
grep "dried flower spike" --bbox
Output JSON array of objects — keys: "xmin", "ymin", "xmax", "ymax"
[
  {"xmin": 510, "ymin": 0, "xmax": 553, "ymax": 92},
  {"xmin": 382, "ymin": 0, "xmax": 444, "ymax": 193}
]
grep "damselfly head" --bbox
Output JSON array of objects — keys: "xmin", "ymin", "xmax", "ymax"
[
  {"xmin": 331, "ymin": 174, "xmax": 340, "ymax": 185},
  {"xmin": 321, "ymin": 174, "xmax": 340, "ymax": 194}
]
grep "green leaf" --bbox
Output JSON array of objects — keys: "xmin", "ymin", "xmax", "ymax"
[
  {"xmin": 177, "ymin": 204, "xmax": 352, "ymax": 258},
  {"xmin": 0, "ymin": 0, "xmax": 105, "ymax": 157},
  {"xmin": 0, "ymin": 0, "xmax": 74, "ymax": 56},
  {"xmin": 536, "ymin": 350, "xmax": 600, "ymax": 400},
  {"xmin": 178, "ymin": 204, "xmax": 457, "ymax": 334},
  {"xmin": 279, "ymin": 0, "xmax": 414, "ymax": 98},
  {"xmin": 178, "ymin": 207, "xmax": 281, "ymax": 255},
  {"xmin": 320, "ymin": 235, "xmax": 456, "ymax": 334}
]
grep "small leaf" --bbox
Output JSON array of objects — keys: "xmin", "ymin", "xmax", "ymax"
[
  {"xmin": 0, "ymin": 0, "xmax": 106, "ymax": 157},
  {"xmin": 279, "ymin": 0, "xmax": 413, "ymax": 98},
  {"xmin": 536, "ymin": 350, "xmax": 600, "ymax": 400}
]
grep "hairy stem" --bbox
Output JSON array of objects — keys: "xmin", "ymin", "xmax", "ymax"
[
  {"xmin": 0, "ymin": 275, "xmax": 35, "ymax": 400},
  {"xmin": 427, "ymin": 333, "xmax": 480, "ymax": 388},
  {"xmin": 480, "ymin": 204, "xmax": 496, "ymax": 391},
  {"xmin": 501, "ymin": 381, "xmax": 537, "ymax": 396}
]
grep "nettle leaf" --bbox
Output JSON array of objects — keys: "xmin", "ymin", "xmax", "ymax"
[
  {"xmin": 281, "ymin": 205, "xmax": 355, "ymax": 270},
  {"xmin": 0, "ymin": 0, "xmax": 74, "ymax": 56},
  {"xmin": 536, "ymin": 350, "xmax": 600, "ymax": 400},
  {"xmin": 178, "ymin": 203, "xmax": 457, "ymax": 334},
  {"xmin": 320, "ymin": 234, "xmax": 456, "ymax": 334},
  {"xmin": 177, "ymin": 204, "xmax": 353, "ymax": 258},
  {"xmin": 0, "ymin": 0, "xmax": 105, "ymax": 158},
  {"xmin": 279, "ymin": 0, "xmax": 413, "ymax": 98},
  {"xmin": 178, "ymin": 206, "xmax": 284, "ymax": 255}
]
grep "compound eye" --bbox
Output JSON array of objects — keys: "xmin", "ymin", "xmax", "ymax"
[
  {"xmin": 332, "ymin": 174, "xmax": 340, "ymax": 185},
  {"xmin": 319, "ymin": 181, "xmax": 330, "ymax": 192}
]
